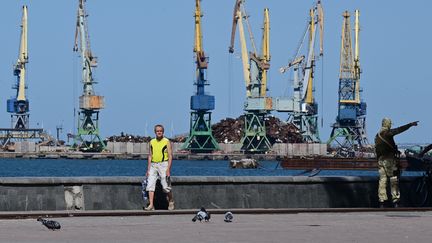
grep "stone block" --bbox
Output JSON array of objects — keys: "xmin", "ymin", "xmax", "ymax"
[
  {"xmin": 106, "ymin": 142, "xmax": 114, "ymax": 152},
  {"xmin": 133, "ymin": 143, "xmax": 141, "ymax": 153},
  {"xmin": 0, "ymin": 185, "xmax": 65, "ymax": 211},
  {"xmin": 141, "ymin": 143, "xmax": 149, "ymax": 154},
  {"xmin": 83, "ymin": 184, "xmax": 143, "ymax": 210},
  {"xmin": 126, "ymin": 142, "xmax": 134, "ymax": 154}
]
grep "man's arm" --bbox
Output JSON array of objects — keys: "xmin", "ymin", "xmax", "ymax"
[
  {"xmin": 166, "ymin": 141, "xmax": 173, "ymax": 177},
  {"xmin": 146, "ymin": 144, "xmax": 152, "ymax": 177},
  {"xmin": 389, "ymin": 121, "xmax": 418, "ymax": 136}
]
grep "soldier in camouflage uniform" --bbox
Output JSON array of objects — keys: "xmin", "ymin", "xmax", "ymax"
[{"xmin": 375, "ymin": 118, "xmax": 418, "ymax": 208}]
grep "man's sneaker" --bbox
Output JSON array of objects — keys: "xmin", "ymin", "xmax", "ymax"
[
  {"xmin": 168, "ymin": 200, "xmax": 175, "ymax": 210},
  {"xmin": 144, "ymin": 205, "xmax": 154, "ymax": 211},
  {"xmin": 393, "ymin": 202, "xmax": 400, "ymax": 208},
  {"xmin": 379, "ymin": 202, "xmax": 385, "ymax": 208}
]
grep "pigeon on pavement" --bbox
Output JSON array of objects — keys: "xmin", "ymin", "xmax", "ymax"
[
  {"xmin": 192, "ymin": 207, "xmax": 211, "ymax": 222},
  {"xmin": 37, "ymin": 217, "xmax": 61, "ymax": 230},
  {"xmin": 224, "ymin": 212, "xmax": 233, "ymax": 222}
]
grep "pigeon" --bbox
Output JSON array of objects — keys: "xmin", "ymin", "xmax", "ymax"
[
  {"xmin": 224, "ymin": 212, "xmax": 233, "ymax": 223},
  {"xmin": 192, "ymin": 207, "xmax": 211, "ymax": 222},
  {"xmin": 37, "ymin": 217, "xmax": 61, "ymax": 230}
]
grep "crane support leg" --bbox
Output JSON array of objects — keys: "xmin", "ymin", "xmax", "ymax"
[
  {"xmin": 328, "ymin": 117, "xmax": 368, "ymax": 157},
  {"xmin": 74, "ymin": 110, "xmax": 105, "ymax": 152},
  {"xmin": 11, "ymin": 114, "xmax": 29, "ymax": 129},
  {"xmin": 291, "ymin": 113, "xmax": 320, "ymax": 143},
  {"xmin": 241, "ymin": 112, "xmax": 272, "ymax": 153},
  {"xmin": 182, "ymin": 111, "xmax": 219, "ymax": 153}
]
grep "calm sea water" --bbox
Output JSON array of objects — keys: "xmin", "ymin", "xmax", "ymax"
[{"xmin": 0, "ymin": 159, "xmax": 423, "ymax": 177}]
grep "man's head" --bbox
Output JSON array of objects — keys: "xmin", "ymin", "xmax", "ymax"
[
  {"xmin": 154, "ymin": 124, "xmax": 164, "ymax": 140},
  {"xmin": 381, "ymin": 118, "xmax": 392, "ymax": 130}
]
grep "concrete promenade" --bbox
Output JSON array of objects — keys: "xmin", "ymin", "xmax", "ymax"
[{"xmin": 0, "ymin": 210, "xmax": 431, "ymax": 243}]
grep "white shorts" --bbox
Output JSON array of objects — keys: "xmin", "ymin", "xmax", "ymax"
[{"xmin": 146, "ymin": 161, "xmax": 171, "ymax": 193}]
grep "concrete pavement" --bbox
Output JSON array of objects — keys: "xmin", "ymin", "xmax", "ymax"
[{"xmin": 0, "ymin": 211, "xmax": 432, "ymax": 243}]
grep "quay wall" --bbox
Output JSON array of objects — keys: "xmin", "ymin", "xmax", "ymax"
[
  {"xmin": 0, "ymin": 176, "xmax": 417, "ymax": 211},
  {"xmin": 107, "ymin": 142, "xmax": 327, "ymax": 157},
  {"xmin": 9, "ymin": 142, "xmax": 327, "ymax": 159}
]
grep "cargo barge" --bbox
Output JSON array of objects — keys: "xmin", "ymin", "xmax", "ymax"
[{"xmin": 280, "ymin": 156, "xmax": 409, "ymax": 171}]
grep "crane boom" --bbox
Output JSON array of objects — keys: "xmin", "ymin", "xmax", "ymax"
[
  {"xmin": 229, "ymin": 0, "xmax": 242, "ymax": 54},
  {"xmin": 194, "ymin": 0, "xmax": 208, "ymax": 70},
  {"xmin": 354, "ymin": 10, "xmax": 361, "ymax": 96},
  {"xmin": 230, "ymin": 1, "xmax": 251, "ymax": 97},
  {"xmin": 303, "ymin": 8, "xmax": 317, "ymax": 104},
  {"xmin": 260, "ymin": 8, "xmax": 270, "ymax": 97},
  {"xmin": 229, "ymin": 0, "xmax": 271, "ymax": 100},
  {"xmin": 317, "ymin": 1, "xmax": 324, "ymax": 56},
  {"xmin": 74, "ymin": 0, "xmax": 98, "ymax": 97},
  {"xmin": 16, "ymin": 5, "xmax": 28, "ymax": 102},
  {"xmin": 194, "ymin": 0, "xmax": 203, "ymax": 54},
  {"xmin": 279, "ymin": 2, "xmax": 323, "ymax": 106},
  {"xmin": 339, "ymin": 11, "xmax": 359, "ymax": 104}
]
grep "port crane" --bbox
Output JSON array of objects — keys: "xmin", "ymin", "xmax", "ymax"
[
  {"xmin": 0, "ymin": 6, "xmax": 48, "ymax": 148},
  {"xmin": 328, "ymin": 10, "xmax": 368, "ymax": 157},
  {"xmin": 8, "ymin": 6, "xmax": 30, "ymax": 130},
  {"xmin": 229, "ymin": 0, "xmax": 273, "ymax": 153},
  {"xmin": 73, "ymin": 0, "xmax": 105, "ymax": 151},
  {"xmin": 277, "ymin": 1, "xmax": 324, "ymax": 143},
  {"xmin": 182, "ymin": 0, "xmax": 219, "ymax": 152}
]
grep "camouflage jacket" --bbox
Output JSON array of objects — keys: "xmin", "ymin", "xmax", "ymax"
[{"xmin": 375, "ymin": 123, "xmax": 413, "ymax": 160}]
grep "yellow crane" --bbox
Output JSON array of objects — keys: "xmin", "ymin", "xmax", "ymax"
[
  {"xmin": 181, "ymin": 0, "xmax": 219, "ymax": 152},
  {"xmin": 229, "ymin": 0, "xmax": 272, "ymax": 153},
  {"xmin": 328, "ymin": 10, "xmax": 369, "ymax": 156},
  {"xmin": 7, "ymin": 5, "xmax": 30, "ymax": 129},
  {"xmin": 16, "ymin": 6, "xmax": 28, "ymax": 104}
]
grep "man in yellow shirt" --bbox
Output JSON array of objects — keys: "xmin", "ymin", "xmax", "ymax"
[{"xmin": 144, "ymin": 124, "xmax": 175, "ymax": 210}]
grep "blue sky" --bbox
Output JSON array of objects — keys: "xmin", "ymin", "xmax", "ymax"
[{"xmin": 0, "ymin": 0, "xmax": 430, "ymax": 144}]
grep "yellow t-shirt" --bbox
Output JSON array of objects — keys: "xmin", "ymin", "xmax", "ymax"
[{"xmin": 150, "ymin": 138, "xmax": 169, "ymax": 162}]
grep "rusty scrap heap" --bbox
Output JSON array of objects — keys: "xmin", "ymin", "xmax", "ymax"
[
  {"xmin": 212, "ymin": 116, "xmax": 303, "ymax": 144},
  {"xmin": 106, "ymin": 133, "xmax": 151, "ymax": 143},
  {"xmin": 107, "ymin": 116, "xmax": 302, "ymax": 145}
]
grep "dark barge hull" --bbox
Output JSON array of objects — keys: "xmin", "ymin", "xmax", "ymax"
[{"xmin": 280, "ymin": 157, "xmax": 409, "ymax": 170}]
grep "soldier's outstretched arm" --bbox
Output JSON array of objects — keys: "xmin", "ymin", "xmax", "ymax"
[{"xmin": 389, "ymin": 121, "xmax": 419, "ymax": 136}]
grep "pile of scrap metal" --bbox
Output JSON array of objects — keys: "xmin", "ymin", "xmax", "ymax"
[
  {"xmin": 106, "ymin": 133, "xmax": 151, "ymax": 143},
  {"xmin": 212, "ymin": 117, "xmax": 243, "ymax": 143},
  {"xmin": 230, "ymin": 158, "xmax": 259, "ymax": 169},
  {"xmin": 170, "ymin": 135, "xmax": 187, "ymax": 143},
  {"xmin": 212, "ymin": 116, "xmax": 303, "ymax": 144},
  {"xmin": 266, "ymin": 116, "xmax": 303, "ymax": 143},
  {"xmin": 107, "ymin": 133, "xmax": 187, "ymax": 143}
]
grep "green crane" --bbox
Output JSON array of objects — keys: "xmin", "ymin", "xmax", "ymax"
[{"xmin": 73, "ymin": 0, "xmax": 105, "ymax": 152}]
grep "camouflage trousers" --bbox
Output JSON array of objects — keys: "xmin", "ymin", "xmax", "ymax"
[{"xmin": 378, "ymin": 158, "xmax": 400, "ymax": 203}]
